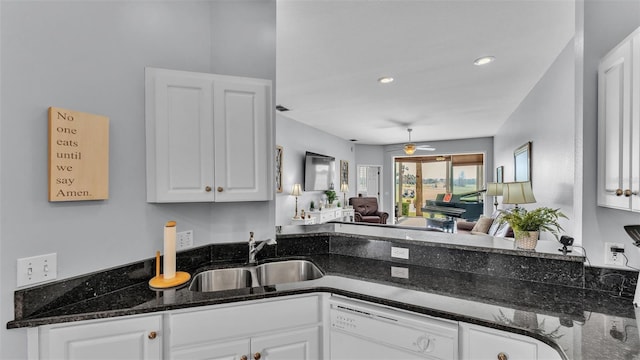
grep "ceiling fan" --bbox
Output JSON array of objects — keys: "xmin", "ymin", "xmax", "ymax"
[{"xmin": 401, "ymin": 128, "xmax": 435, "ymax": 155}]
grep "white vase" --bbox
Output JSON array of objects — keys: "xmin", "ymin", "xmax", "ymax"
[{"xmin": 515, "ymin": 230, "xmax": 539, "ymax": 250}]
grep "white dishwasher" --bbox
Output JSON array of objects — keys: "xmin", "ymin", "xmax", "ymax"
[{"xmin": 329, "ymin": 297, "xmax": 458, "ymax": 360}]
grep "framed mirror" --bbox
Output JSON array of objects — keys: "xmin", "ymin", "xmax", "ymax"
[{"xmin": 514, "ymin": 142, "xmax": 531, "ymax": 182}]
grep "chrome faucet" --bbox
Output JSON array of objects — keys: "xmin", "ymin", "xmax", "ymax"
[{"xmin": 248, "ymin": 231, "xmax": 277, "ymax": 264}]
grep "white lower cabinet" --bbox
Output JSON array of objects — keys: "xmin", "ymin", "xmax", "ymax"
[
  {"xmin": 169, "ymin": 295, "xmax": 323, "ymax": 360},
  {"xmin": 26, "ymin": 293, "xmax": 566, "ymax": 360},
  {"xmin": 459, "ymin": 322, "xmax": 562, "ymax": 360},
  {"xmin": 32, "ymin": 314, "xmax": 162, "ymax": 360}
]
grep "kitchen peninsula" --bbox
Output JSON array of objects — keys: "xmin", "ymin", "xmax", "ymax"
[{"xmin": 9, "ymin": 224, "xmax": 639, "ymax": 359}]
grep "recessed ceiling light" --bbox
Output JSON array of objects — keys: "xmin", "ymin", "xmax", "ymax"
[
  {"xmin": 377, "ymin": 76, "xmax": 394, "ymax": 84},
  {"xmin": 473, "ymin": 56, "xmax": 496, "ymax": 66}
]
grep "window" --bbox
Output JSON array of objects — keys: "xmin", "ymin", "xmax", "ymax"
[{"xmin": 394, "ymin": 153, "xmax": 484, "ymax": 217}]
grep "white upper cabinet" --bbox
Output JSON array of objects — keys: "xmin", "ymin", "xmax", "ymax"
[
  {"xmin": 145, "ymin": 67, "xmax": 273, "ymax": 203},
  {"xmin": 598, "ymin": 28, "xmax": 640, "ymax": 211}
]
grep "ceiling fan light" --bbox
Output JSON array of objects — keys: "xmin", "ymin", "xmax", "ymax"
[{"xmin": 403, "ymin": 143, "xmax": 417, "ymax": 155}]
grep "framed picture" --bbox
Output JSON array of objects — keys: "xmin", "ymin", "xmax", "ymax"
[
  {"xmin": 275, "ymin": 145, "xmax": 283, "ymax": 193},
  {"xmin": 496, "ymin": 166, "xmax": 504, "ymax": 183},
  {"xmin": 340, "ymin": 160, "xmax": 349, "ymax": 186},
  {"xmin": 514, "ymin": 141, "xmax": 532, "ymax": 182}
]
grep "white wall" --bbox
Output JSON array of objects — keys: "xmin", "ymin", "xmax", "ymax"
[
  {"xmin": 494, "ymin": 39, "xmax": 576, "ymax": 242},
  {"xmin": 275, "ymin": 114, "xmax": 356, "ymax": 226},
  {"xmin": 0, "ymin": 1, "xmax": 275, "ymax": 357},
  {"xmin": 581, "ymin": 0, "xmax": 640, "ymax": 268}
]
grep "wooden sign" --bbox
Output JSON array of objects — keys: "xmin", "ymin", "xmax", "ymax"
[{"xmin": 48, "ymin": 107, "xmax": 109, "ymax": 201}]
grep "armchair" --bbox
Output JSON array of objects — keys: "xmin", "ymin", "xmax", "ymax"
[{"xmin": 349, "ymin": 197, "xmax": 389, "ymax": 224}]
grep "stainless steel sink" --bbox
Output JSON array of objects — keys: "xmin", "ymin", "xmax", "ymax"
[
  {"xmin": 255, "ymin": 260, "xmax": 324, "ymax": 286},
  {"xmin": 189, "ymin": 260, "xmax": 323, "ymax": 292},
  {"xmin": 189, "ymin": 268, "xmax": 253, "ymax": 292}
]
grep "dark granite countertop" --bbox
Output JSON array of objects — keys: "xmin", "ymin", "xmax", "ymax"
[{"xmin": 8, "ymin": 233, "xmax": 640, "ymax": 360}]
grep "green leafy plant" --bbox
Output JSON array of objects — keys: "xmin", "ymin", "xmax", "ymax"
[
  {"xmin": 499, "ymin": 207, "xmax": 567, "ymax": 239},
  {"xmin": 325, "ymin": 190, "xmax": 337, "ymax": 204}
]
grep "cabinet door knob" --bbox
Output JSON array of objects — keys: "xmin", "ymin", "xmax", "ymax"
[
  {"xmin": 253, "ymin": 352, "xmax": 261, "ymax": 360},
  {"xmin": 616, "ymin": 188, "xmax": 623, "ymax": 196},
  {"xmin": 240, "ymin": 356, "xmax": 248, "ymax": 360},
  {"xmin": 497, "ymin": 352, "xmax": 508, "ymax": 360},
  {"xmin": 217, "ymin": 187, "xmax": 224, "ymax": 192},
  {"xmin": 148, "ymin": 331, "xmax": 157, "ymax": 340},
  {"xmin": 205, "ymin": 186, "xmax": 212, "ymax": 192}
]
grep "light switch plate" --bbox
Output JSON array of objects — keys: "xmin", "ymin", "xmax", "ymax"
[{"xmin": 17, "ymin": 253, "xmax": 57, "ymax": 287}]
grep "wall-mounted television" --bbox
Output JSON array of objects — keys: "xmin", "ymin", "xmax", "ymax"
[{"xmin": 304, "ymin": 151, "xmax": 335, "ymax": 191}]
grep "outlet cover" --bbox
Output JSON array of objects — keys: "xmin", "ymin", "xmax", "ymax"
[
  {"xmin": 177, "ymin": 230, "xmax": 193, "ymax": 250},
  {"xmin": 391, "ymin": 266, "xmax": 409, "ymax": 279},
  {"xmin": 391, "ymin": 247, "xmax": 409, "ymax": 259},
  {"xmin": 604, "ymin": 315, "xmax": 624, "ymax": 337},
  {"xmin": 17, "ymin": 253, "xmax": 57, "ymax": 287},
  {"xmin": 604, "ymin": 242, "xmax": 625, "ymax": 266}
]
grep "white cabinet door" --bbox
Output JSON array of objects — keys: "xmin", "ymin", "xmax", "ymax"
[
  {"xmin": 172, "ymin": 338, "xmax": 250, "ymax": 360},
  {"xmin": 598, "ymin": 31, "xmax": 640, "ymax": 211},
  {"xmin": 632, "ymin": 35, "xmax": 640, "ymax": 212},
  {"xmin": 146, "ymin": 67, "xmax": 215, "ymax": 202},
  {"xmin": 39, "ymin": 315, "xmax": 162, "ymax": 360},
  {"xmin": 170, "ymin": 296, "xmax": 322, "ymax": 359},
  {"xmin": 146, "ymin": 67, "xmax": 273, "ymax": 203},
  {"xmin": 251, "ymin": 326, "xmax": 320, "ymax": 360},
  {"xmin": 213, "ymin": 77, "xmax": 272, "ymax": 202},
  {"xmin": 459, "ymin": 322, "xmax": 561, "ymax": 360}
]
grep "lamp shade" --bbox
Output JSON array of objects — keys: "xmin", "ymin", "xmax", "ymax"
[
  {"xmin": 486, "ymin": 182, "xmax": 504, "ymax": 196},
  {"xmin": 290, "ymin": 183, "xmax": 302, "ymax": 196},
  {"xmin": 502, "ymin": 181, "xmax": 536, "ymax": 205},
  {"xmin": 340, "ymin": 182, "xmax": 349, "ymax": 193}
]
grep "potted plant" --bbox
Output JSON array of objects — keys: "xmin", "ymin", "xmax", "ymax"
[
  {"xmin": 324, "ymin": 190, "xmax": 337, "ymax": 206},
  {"xmin": 498, "ymin": 207, "xmax": 567, "ymax": 250},
  {"xmin": 309, "ymin": 201, "xmax": 315, "ymax": 211}
]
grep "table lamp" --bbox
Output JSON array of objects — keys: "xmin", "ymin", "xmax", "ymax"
[
  {"xmin": 502, "ymin": 181, "xmax": 536, "ymax": 208},
  {"xmin": 486, "ymin": 182, "xmax": 504, "ymax": 210},
  {"xmin": 340, "ymin": 182, "xmax": 349, "ymax": 207},
  {"xmin": 291, "ymin": 184, "xmax": 302, "ymax": 219}
]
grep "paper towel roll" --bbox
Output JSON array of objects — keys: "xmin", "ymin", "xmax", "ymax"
[{"xmin": 163, "ymin": 221, "xmax": 176, "ymax": 279}]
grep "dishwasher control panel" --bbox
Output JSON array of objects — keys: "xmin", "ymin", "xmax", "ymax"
[{"xmin": 329, "ymin": 297, "xmax": 458, "ymax": 359}]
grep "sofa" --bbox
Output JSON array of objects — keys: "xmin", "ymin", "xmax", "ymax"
[
  {"xmin": 456, "ymin": 210, "xmax": 514, "ymax": 237},
  {"xmin": 349, "ymin": 197, "xmax": 389, "ymax": 224}
]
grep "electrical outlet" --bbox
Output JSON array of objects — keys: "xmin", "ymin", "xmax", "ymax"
[
  {"xmin": 391, "ymin": 247, "xmax": 409, "ymax": 259},
  {"xmin": 605, "ymin": 242, "xmax": 625, "ymax": 266},
  {"xmin": 177, "ymin": 230, "xmax": 193, "ymax": 250},
  {"xmin": 605, "ymin": 315, "xmax": 624, "ymax": 339},
  {"xmin": 17, "ymin": 253, "xmax": 57, "ymax": 287},
  {"xmin": 391, "ymin": 266, "xmax": 409, "ymax": 279}
]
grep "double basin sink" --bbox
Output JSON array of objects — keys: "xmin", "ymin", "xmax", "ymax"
[{"xmin": 189, "ymin": 260, "xmax": 324, "ymax": 292}]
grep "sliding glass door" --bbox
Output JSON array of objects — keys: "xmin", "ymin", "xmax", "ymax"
[{"xmin": 395, "ymin": 154, "xmax": 484, "ymax": 219}]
